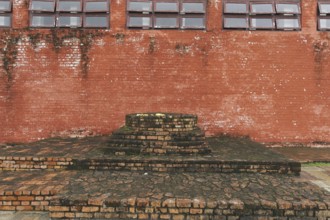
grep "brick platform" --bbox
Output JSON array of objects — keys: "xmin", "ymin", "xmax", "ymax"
[
  {"xmin": 0, "ymin": 171, "xmax": 329, "ymax": 219},
  {"xmin": 0, "ymin": 135, "xmax": 329, "ymax": 219},
  {"xmin": 107, "ymin": 113, "xmax": 211, "ymax": 155},
  {"xmin": 0, "ymin": 136, "xmax": 300, "ymax": 175}
]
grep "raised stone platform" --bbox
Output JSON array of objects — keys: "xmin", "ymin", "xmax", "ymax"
[{"xmin": 107, "ymin": 113, "xmax": 211, "ymax": 155}]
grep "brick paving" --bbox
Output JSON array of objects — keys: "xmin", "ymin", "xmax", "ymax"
[
  {"xmin": 271, "ymin": 147, "xmax": 330, "ymax": 163},
  {"xmin": 0, "ymin": 135, "xmax": 329, "ymax": 219}
]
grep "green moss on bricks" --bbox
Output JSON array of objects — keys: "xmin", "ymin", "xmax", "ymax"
[
  {"xmin": 0, "ymin": 29, "xmax": 104, "ymax": 81},
  {"xmin": 0, "ymin": 30, "xmax": 20, "ymax": 89}
]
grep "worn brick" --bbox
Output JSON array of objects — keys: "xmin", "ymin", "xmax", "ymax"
[{"xmin": 82, "ymin": 206, "xmax": 100, "ymax": 212}]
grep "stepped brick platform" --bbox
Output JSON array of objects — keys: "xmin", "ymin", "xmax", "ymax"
[
  {"xmin": 0, "ymin": 170, "xmax": 329, "ymax": 219},
  {"xmin": 107, "ymin": 113, "xmax": 211, "ymax": 155},
  {"xmin": 0, "ymin": 136, "xmax": 300, "ymax": 175},
  {"xmin": 0, "ymin": 134, "xmax": 329, "ymax": 219}
]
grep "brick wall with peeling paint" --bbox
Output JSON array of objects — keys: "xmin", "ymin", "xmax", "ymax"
[{"xmin": 0, "ymin": 0, "xmax": 329, "ymax": 143}]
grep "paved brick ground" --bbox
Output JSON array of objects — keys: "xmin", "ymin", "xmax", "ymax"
[
  {"xmin": 0, "ymin": 136, "xmax": 329, "ymax": 219},
  {"xmin": 270, "ymin": 147, "xmax": 330, "ymax": 163},
  {"xmin": 301, "ymin": 165, "xmax": 330, "ymax": 193}
]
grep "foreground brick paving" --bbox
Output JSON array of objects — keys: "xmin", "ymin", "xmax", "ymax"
[{"xmin": 0, "ymin": 170, "xmax": 329, "ymax": 219}]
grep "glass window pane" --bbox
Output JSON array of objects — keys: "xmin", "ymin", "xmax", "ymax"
[
  {"xmin": 128, "ymin": 1, "xmax": 152, "ymax": 11},
  {"xmin": 154, "ymin": 17, "xmax": 178, "ymax": 28},
  {"xmin": 319, "ymin": 3, "xmax": 330, "ymax": 14},
  {"xmin": 85, "ymin": 15, "xmax": 108, "ymax": 27},
  {"xmin": 154, "ymin": 2, "xmax": 178, "ymax": 12},
  {"xmin": 224, "ymin": 17, "xmax": 248, "ymax": 28},
  {"xmin": 276, "ymin": 18, "xmax": 299, "ymax": 29},
  {"xmin": 224, "ymin": 3, "xmax": 247, "ymax": 13},
  {"xmin": 181, "ymin": 17, "xmax": 204, "ymax": 28},
  {"xmin": 57, "ymin": 15, "xmax": 81, "ymax": 27},
  {"xmin": 30, "ymin": 0, "xmax": 55, "ymax": 11},
  {"xmin": 276, "ymin": 3, "xmax": 299, "ymax": 14},
  {"xmin": 85, "ymin": 1, "xmax": 108, "ymax": 11},
  {"xmin": 251, "ymin": 3, "xmax": 274, "ymax": 14},
  {"xmin": 181, "ymin": 2, "xmax": 205, "ymax": 13},
  {"xmin": 250, "ymin": 17, "xmax": 273, "ymax": 28},
  {"xmin": 319, "ymin": 18, "xmax": 330, "ymax": 29},
  {"xmin": 31, "ymin": 15, "xmax": 55, "ymax": 27},
  {"xmin": 0, "ymin": 1, "xmax": 11, "ymax": 11},
  {"xmin": 0, "ymin": 15, "xmax": 10, "ymax": 27},
  {"xmin": 128, "ymin": 16, "xmax": 151, "ymax": 27},
  {"xmin": 57, "ymin": 0, "xmax": 81, "ymax": 11}
]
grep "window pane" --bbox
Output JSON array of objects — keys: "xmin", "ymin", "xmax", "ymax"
[
  {"xmin": 0, "ymin": 1, "xmax": 11, "ymax": 11},
  {"xmin": 154, "ymin": 2, "xmax": 178, "ymax": 12},
  {"xmin": 319, "ymin": 3, "xmax": 330, "ymax": 14},
  {"xmin": 319, "ymin": 18, "xmax": 330, "ymax": 29},
  {"xmin": 181, "ymin": 2, "xmax": 205, "ymax": 13},
  {"xmin": 250, "ymin": 17, "xmax": 273, "ymax": 28},
  {"xmin": 128, "ymin": 16, "xmax": 151, "ymax": 27},
  {"xmin": 224, "ymin": 3, "xmax": 247, "ymax": 13},
  {"xmin": 276, "ymin": 3, "xmax": 299, "ymax": 14},
  {"xmin": 57, "ymin": 15, "xmax": 81, "ymax": 27},
  {"xmin": 0, "ymin": 15, "xmax": 10, "ymax": 27},
  {"xmin": 128, "ymin": 1, "xmax": 152, "ymax": 11},
  {"xmin": 250, "ymin": 3, "xmax": 274, "ymax": 14},
  {"xmin": 85, "ymin": 15, "xmax": 108, "ymax": 27},
  {"xmin": 181, "ymin": 17, "xmax": 204, "ymax": 28},
  {"xmin": 154, "ymin": 17, "xmax": 178, "ymax": 28},
  {"xmin": 276, "ymin": 18, "xmax": 299, "ymax": 29},
  {"xmin": 224, "ymin": 17, "xmax": 248, "ymax": 28},
  {"xmin": 85, "ymin": 1, "xmax": 108, "ymax": 12},
  {"xmin": 31, "ymin": 15, "xmax": 55, "ymax": 27},
  {"xmin": 57, "ymin": 0, "xmax": 81, "ymax": 11},
  {"xmin": 30, "ymin": 0, "xmax": 55, "ymax": 11}
]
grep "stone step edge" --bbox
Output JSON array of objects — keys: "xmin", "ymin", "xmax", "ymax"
[
  {"xmin": 48, "ymin": 196, "xmax": 330, "ymax": 219},
  {"xmin": 0, "ymin": 156, "xmax": 301, "ymax": 175}
]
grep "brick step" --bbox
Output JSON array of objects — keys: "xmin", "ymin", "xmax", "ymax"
[
  {"xmin": 126, "ymin": 113, "xmax": 197, "ymax": 130},
  {"xmin": 107, "ymin": 139, "xmax": 206, "ymax": 149},
  {"xmin": 0, "ymin": 154, "xmax": 301, "ymax": 174},
  {"xmin": 47, "ymin": 171, "xmax": 330, "ymax": 219}
]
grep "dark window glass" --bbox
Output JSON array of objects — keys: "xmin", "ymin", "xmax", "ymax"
[
  {"xmin": 276, "ymin": 17, "xmax": 300, "ymax": 29},
  {"xmin": 0, "ymin": 14, "xmax": 10, "ymax": 27},
  {"xmin": 57, "ymin": 0, "xmax": 82, "ymax": 12},
  {"xmin": 276, "ymin": 3, "xmax": 300, "ymax": 14},
  {"xmin": 250, "ymin": 3, "xmax": 274, "ymax": 14},
  {"xmin": 181, "ymin": 2, "xmax": 205, "ymax": 13},
  {"xmin": 224, "ymin": 2, "xmax": 248, "ymax": 13},
  {"xmin": 154, "ymin": 16, "xmax": 178, "ymax": 28},
  {"xmin": 127, "ymin": 1, "xmax": 152, "ymax": 11},
  {"xmin": 84, "ymin": 15, "xmax": 108, "ymax": 27},
  {"xmin": 30, "ymin": 0, "xmax": 55, "ymax": 11},
  {"xmin": 154, "ymin": 2, "xmax": 178, "ymax": 12},
  {"xmin": 31, "ymin": 14, "xmax": 55, "ymax": 27},
  {"xmin": 0, "ymin": 0, "xmax": 11, "ymax": 11},
  {"xmin": 250, "ymin": 17, "xmax": 273, "ymax": 28},
  {"xmin": 128, "ymin": 16, "xmax": 151, "ymax": 27},
  {"xmin": 85, "ymin": 0, "xmax": 109, "ymax": 12},
  {"xmin": 181, "ymin": 16, "xmax": 204, "ymax": 28},
  {"xmin": 319, "ymin": 2, "xmax": 330, "ymax": 14},
  {"xmin": 224, "ymin": 16, "xmax": 248, "ymax": 28},
  {"xmin": 57, "ymin": 15, "xmax": 82, "ymax": 27}
]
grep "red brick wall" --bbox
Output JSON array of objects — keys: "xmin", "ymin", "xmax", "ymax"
[{"xmin": 0, "ymin": 0, "xmax": 329, "ymax": 143}]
